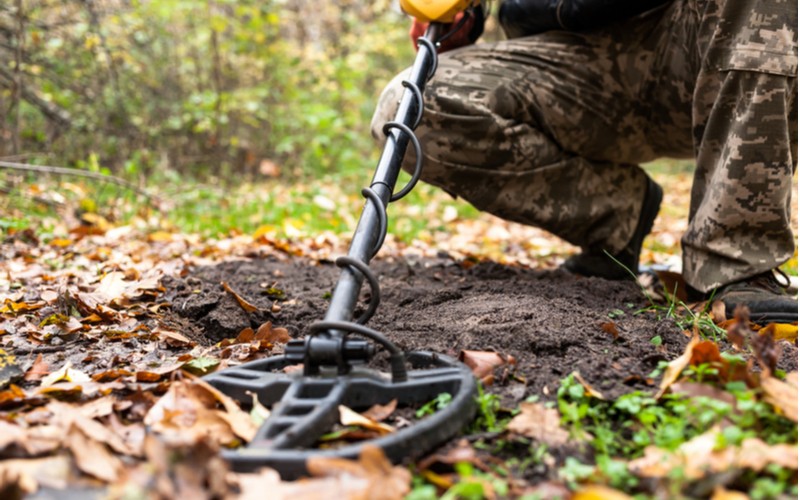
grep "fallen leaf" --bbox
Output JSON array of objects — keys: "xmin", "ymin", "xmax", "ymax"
[
  {"xmin": 255, "ymin": 321, "xmax": 291, "ymax": 344},
  {"xmin": 144, "ymin": 379, "xmax": 252, "ymax": 446},
  {"xmin": 573, "ymin": 485, "xmax": 634, "ymax": 500},
  {"xmin": 157, "ymin": 328, "xmax": 195, "ymax": 347},
  {"xmin": 23, "ymin": 354, "xmax": 50, "ymax": 382},
  {"xmin": 710, "ymin": 300, "xmax": 726, "ymax": 323},
  {"xmin": 339, "ymin": 405, "xmax": 395, "ymax": 435},
  {"xmin": 459, "ymin": 350, "xmax": 506, "ymax": 380},
  {"xmin": 689, "ymin": 340, "xmax": 724, "ymax": 366},
  {"xmin": 761, "ymin": 371, "xmax": 798, "ymax": 422},
  {"xmin": 0, "ymin": 349, "xmax": 23, "ymax": 390},
  {"xmin": 221, "ymin": 281, "xmax": 259, "ymax": 313},
  {"xmin": 306, "ymin": 445, "xmax": 411, "ymax": 499},
  {"xmin": 0, "ymin": 299, "xmax": 44, "ymax": 314},
  {"xmin": 248, "ymin": 392, "xmax": 271, "ymax": 427},
  {"xmin": 600, "ymin": 321, "xmax": 620, "ymax": 340},
  {"xmin": 67, "ymin": 424, "xmax": 122, "ymax": 482},
  {"xmin": 182, "ymin": 357, "xmax": 220, "ymax": 375},
  {"xmin": 711, "ymin": 486, "xmax": 749, "ymax": 500},
  {"xmin": 417, "ymin": 439, "xmax": 490, "ymax": 473},
  {"xmin": 0, "ymin": 455, "xmax": 73, "ymax": 494},
  {"xmin": 572, "ymin": 371, "xmax": 605, "ymax": 400},
  {"xmin": 723, "ymin": 309, "xmax": 750, "ymax": 350},
  {"xmin": 507, "ymin": 402, "xmax": 570, "ymax": 446},
  {"xmin": 40, "ymin": 362, "xmax": 90, "ymax": 387},
  {"xmin": 751, "ymin": 327, "xmax": 781, "ymax": 374},
  {"xmin": 362, "ymin": 399, "xmax": 398, "ymax": 422},
  {"xmin": 656, "ymin": 334, "xmax": 699, "ymax": 398},
  {"xmin": 759, "ymin": 323, "xmax": 798, "ymax": 343},
  {"xmin": 629, "ymin": 427, "xmax": 798, "ymax": 480},
  {"xmin": 670, "ymin": 382, "xmax": 735, "ymax": 406}
]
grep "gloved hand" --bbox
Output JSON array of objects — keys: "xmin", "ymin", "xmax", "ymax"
[{"xmin": 410, "ymin": 6, "xmax": 485, "ymax": 53}]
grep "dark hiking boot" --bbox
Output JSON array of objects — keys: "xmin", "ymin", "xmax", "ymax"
[
  {"xmin": 563, "ymin": 177, "xmax": 663, "ymax": 280},
  {"xmin": 689, "ymin": 271, "xmax": 798, "ymax": 325}
]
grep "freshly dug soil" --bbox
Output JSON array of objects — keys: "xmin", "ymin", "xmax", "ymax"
[
  {"xmin": 166, "ymin": 254, "xmax": 705, "ymax": 401},
  {"xmin": 161, "ymin": 253, "xmax": 798, "ymax": 488}
]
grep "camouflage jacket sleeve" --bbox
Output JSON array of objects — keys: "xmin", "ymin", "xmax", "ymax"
[{"xmin": 498, "ymin": 0, "xmax": 671, "ymax": 38}]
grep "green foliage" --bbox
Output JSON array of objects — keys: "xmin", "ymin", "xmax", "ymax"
[
  {"xmin": 415, "ymin": 392, "xmax": 453, "ymax": 419},
  {"xmin": 2, "ymin": 0, "xmax": 412, "ymax": 179},
  {"xmin": 469, "ymin": 383, "xmax": 506, "ymax": 433},
  {"xmin": 555, "ymin": 372, "xmax": 798, "ymax": 495}
]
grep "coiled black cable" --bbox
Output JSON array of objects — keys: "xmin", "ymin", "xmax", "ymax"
[{"xmin": 308, "ymin": 33, "xmax": 441, "ymax": 381}]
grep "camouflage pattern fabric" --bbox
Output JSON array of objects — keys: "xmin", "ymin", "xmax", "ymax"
[{"xmin": 372, "ymin": 0, "xmax": 797, "ymax": 292}]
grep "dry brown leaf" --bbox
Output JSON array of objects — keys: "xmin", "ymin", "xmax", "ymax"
[
  {"xmin": 0, "ymin": 455, "xmax": 73, "ymax": 494},
  {"xmin": 255, "ymin": 321, "xmax": 291, "ymax": 344},
  {"xmin": 459, "ymin": 350, "xmax": 506, "ymax": 379},
  {"xmin": 689, "ymin": 340, "xmax": 724, "ymax": 366},
  {"xmin": 306, "ymin": 444, "xmax": 411, "ymax": 499},
  {"xmin": 67, "ymin": 424, "xmax": 122, "ymax": 482},
  {"xmin": 144, "ymin": 379, "xmax": 254, "ymax": 446},
  {"xmin": 709, "ymin": 300, "xmax": 726, "ymax": 323},
  {"xmin": 221, "ymin": 281, "xmax": 259, "ymax": 313},
  {"xmin": 339, "ymin": 405, "xmax": 395, "ymax": 435},
  {"xmin": 362, "ymin": 399, "xmax": 398, "ymax": 422},
  {"xmin": 157, "ymin": 328, "xmax": 195, "ymax": 347},
  {"xmin": 0, "ymin": 421, "xmax": 63, "ymax": 457},
  {"xmin": 629, "ymin": 427, "xmax": 798, "ymax": 480},
  {"xmin": 655, "ymin": 333, "xmax": 699, "ymax": 398},
  {"xmin": 736, "ymin": 437, "xmax": 798, "ymax": 470},
  {"xmin": 417, "ymin": 439, "xmax": 490, "ymax": 473},
  {"xmin": 572, "ymin": 371, "xmax": 605, "ymax": 400},
  {"xmin": 762, "ymin": 371, "xmax": 798, "ymax": 422},
  {"xmin": 751, "ymin": 327, "xmax": 781, "ymax": 374},
  {"xmin": 711, "ymin": 486, "xmax": 749, "ymax": 500},
  {"xmin": 670, "ymin": 382, "xmax": 735, "ymax": 406},
  {"xmin": 600, "ymin": 321, "xmax": 620, "ymax": 340},
  {"xmin": 573, "ymin": 485, "xmax": 634, "ymax": 500},
  {"xmin": 507, "ymin": 402, "xmax": 570, "ymax": 446}
]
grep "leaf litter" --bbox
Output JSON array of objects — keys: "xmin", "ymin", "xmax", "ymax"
[{"xmin": 1, "ymin": 206, "xmax": 797, "ymax": 497}]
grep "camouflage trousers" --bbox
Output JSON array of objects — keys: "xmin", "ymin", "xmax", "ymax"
[{"xmin": 372, "ymin": 0, "xmax": 798, "ymax": 292}]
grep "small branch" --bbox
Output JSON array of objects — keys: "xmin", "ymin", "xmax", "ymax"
[
  {"xmin": 0, "ymin": 161, "xmax": 160, "ymax": 203},
  {"xmin": 0, "ymin": 65, "xmax": 72, "ymax": 128}
]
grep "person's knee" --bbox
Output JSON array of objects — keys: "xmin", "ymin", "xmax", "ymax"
[{"xmin": 371, "ymin": 70, "xmax": 410, "ymax": 142}]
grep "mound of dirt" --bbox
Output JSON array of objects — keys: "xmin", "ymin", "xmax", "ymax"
[{"xmin": 164, "ymin": 254, "xmax": 732, "ymax": 401}]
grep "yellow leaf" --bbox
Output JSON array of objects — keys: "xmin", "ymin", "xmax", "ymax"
[
  {"xmin": 147, "ymin": 231, "xmax": 173, "ymax": 242},
  {"xmin": 656, "ymin": 333, "xmax": 699, "ymax": 398},
  {"xmin": 40, "ymin": 361, "xmax": 90, "ymax": 387},
  {"xmin": 762, "ymin": 371, "xmax": 798, "ymax": 422},
  {"xmin": 573, "ymin": 485, "xmax": 634, "ymax": 500},
  {"xmin": 252, "ymin": 224, "xmax": 276, "ymax": 240},
  {"xmin": 759, "ymin": 323, "xmax": 798, "ymax": 342},
  {"xmin": 338, "ymin": 405, "xmax": 395, "ymax": 435},
  {"xmin": 221, "ymin": 281, "xmax": 259, "ymax": 313},
  {"xmin": 711, "ymin": 487, "xmax": 749, "ymax": 500},
  {"xmin": 572, "ymin": 371, "xmax": 606, "ymax": 400},
  {"xmin": 49, "ymin": 238, "xmax": 73, "ymax": 248}
]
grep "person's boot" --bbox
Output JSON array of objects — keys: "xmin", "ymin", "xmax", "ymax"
[
  {"xmin": 690, "ymin": 271, "xmax": 798, "ymax": 324},
  {"xmin": 563, "ymin": 177, "xmax": 663, "ymax": 280}
]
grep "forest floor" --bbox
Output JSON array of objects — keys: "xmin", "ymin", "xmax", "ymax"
[{"xmin": 0, "ymin": 167, "xmax": 798, "ymax": 498}]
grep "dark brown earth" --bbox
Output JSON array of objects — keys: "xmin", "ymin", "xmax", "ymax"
[{"xmin": 165, "ymin": 255, "xmax": 700, "ymax": 402}]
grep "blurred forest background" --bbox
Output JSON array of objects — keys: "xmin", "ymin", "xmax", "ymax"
[{"xmin": 0, "ymin": 0, "xmax": 411, "ymax": 180}]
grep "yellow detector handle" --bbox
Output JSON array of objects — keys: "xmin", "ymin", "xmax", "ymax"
[{"xmin": 399, "ymin": 0, "xmax": 476, "ymax": 23}]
